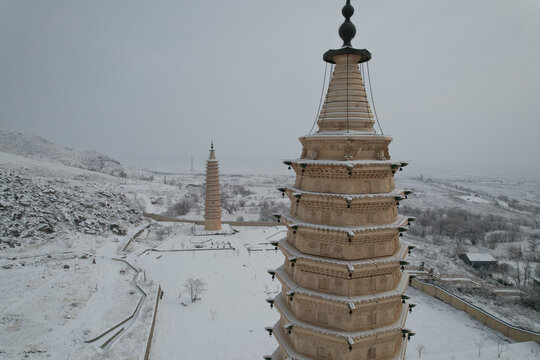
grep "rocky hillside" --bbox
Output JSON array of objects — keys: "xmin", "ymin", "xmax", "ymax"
[{"xmin": 0, "ymin": 154, "xmax": 142, "ymax": 248}]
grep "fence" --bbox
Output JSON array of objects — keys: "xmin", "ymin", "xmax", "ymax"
[
  {"xmin": 84, "ymin": 259, "xmax": 146, "ymax": 347},
  {"xmin": 409, "ymin": 267, "xmax": 522, "ymax": 298},
  {"xmin": 144, "ymin": 213, "xmax": 279, "ymax": 227},
  {"xmin": 410, "ymin": 278, "xmax": 540, "ymax": 344},
  {"xmin": 144, "ymin": 285, "xmax": 163, "ymax": 360},
  {"xmin": 123, "ymin": 224, "xmax": 151, "ymax": 252}
]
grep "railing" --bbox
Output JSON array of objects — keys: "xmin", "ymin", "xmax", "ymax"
[
  {"xmin": 144, "ymin": 285, "xmax": 163, "ymax": 360},
  {"xmin": 410, "ymin": 278, "xmax": 540, "ymax": 344},
  {"xmin": 122, "ymin": 224, "xmax": 151, "ymax": 252}
]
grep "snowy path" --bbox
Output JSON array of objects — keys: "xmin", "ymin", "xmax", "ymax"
[{"xmin": 91, "ymin": 258, "xmax": 148, "ymax": 351}]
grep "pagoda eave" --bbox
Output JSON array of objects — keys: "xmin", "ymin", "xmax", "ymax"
[
  {"xmin": 300, "ymin": 133, "xmax": 393, "ymax": 142},
  {"xmin": 280, "ymin": 213, "xmax": 409, "ymax": 234},
  {"xmin": 323, "ymin": 47, "xmax": 372, "ymax": 64},
  {"xmin": 283, "ymin": 159, "xmax": 405, "ymax": 168},
  {"xmin": 279, "ymin": 239, "xmax": 408, "ymax": 269},
  {"xmin": 284, "ymin": 186, "xmax": 406, "ymax": 201}
]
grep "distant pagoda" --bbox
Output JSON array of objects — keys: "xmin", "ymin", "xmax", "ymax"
[
  {"xmin": 266, "ymin": 1, "xmax": 414, "ymax": 359},
  {"xmin": 204, "ymin": 141, "xmax": 222, "ymax": 231}
]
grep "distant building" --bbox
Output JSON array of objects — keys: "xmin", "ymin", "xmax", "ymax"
[{"xmin": 459, "ymin": 253, "xmax": 497, "ymax": 269}]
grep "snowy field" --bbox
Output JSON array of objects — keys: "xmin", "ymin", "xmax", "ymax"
[
  {"xmin": 134, "ymin": 226, "xmax": 283, "ymax": 359},
  {"xmin": 2, "ymin": 218, "xmax": 539, "ymax": 359}
]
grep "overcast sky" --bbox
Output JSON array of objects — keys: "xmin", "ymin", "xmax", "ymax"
[{"xmin": 1, "ymin": 0, "xmax": 539, "ymax": 177}]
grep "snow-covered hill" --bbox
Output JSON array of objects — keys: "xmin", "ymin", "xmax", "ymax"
[
  {"xmin": 0, "ymin": 152, "xmax": 142, "ymax": 248},
  {"xmin": 0, "ymin": 129, "xmax": 125, "ymax": 176}
]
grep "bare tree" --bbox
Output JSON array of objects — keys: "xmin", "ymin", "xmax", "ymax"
[
  {"xmin": 154, "ymin": 226, "xmax": 171, "ymax": 241},
  {"xmin": 514, "ymin": 261, "xmax": 522, "ymax": 286},
  {"xmin": 183, "ymin": 277, "xmax": 207, "ymax": 302},
  {"xmin": 474, "ymin": 340, "xmax": 483, "ymax": 357},
  {"xmin": 530, "ymin": 236, "xmax": 539, "ymax": 261},
  {"xmin": 508, "ymin": 244, "xmax": 522, "ymax": 260},
  {"xmin": 523, "ymin": 260, "xmax": 531, "ymax": 287},
  {"xmin": 497, "ymin": 341, "xmax": 508, "ymax": 358},
  {"xmin": 210, "ymin": 308, "xmax": 217, "ymax": 320},
  {"xmin": 165, "ymin": 198, "xmax": 193, "ymax": 217},
  {"xmin": 415, "ymin": 343, "xmax": 425, "ymax": 358}
]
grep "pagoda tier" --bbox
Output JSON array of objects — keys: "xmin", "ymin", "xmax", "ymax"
[
  {"xmin": 283, "ymin": 159, "xmax": 407, "ymax": 194},
  {"xmin": 275, "ymin": 240, "xmax": 408, "ymax": 297},
  {"xmin": 204, "ymin": 142, "xmax": 222, "ymax": 230},
  {"xmin": 270, "ymin": 329, "xmax": 409, "ymax": 360},
  {"xmin": 282, "ymin": 187, "xmax": 406, "ymax": 228},
  {"xmin": 266, "ymin": 2, "xmax": 412, "ymax": 359},
  {"xmin": 277, "ymin": 214, "xmax": 412, "ymax": 261},
  {"xmin": 271, "ymin": 264, "xmax": 411, "ymax": 331}
]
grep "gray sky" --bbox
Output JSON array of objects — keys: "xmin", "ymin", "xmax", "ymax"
[{"xmin": 1, "ymin": 0, "xmax": 539, "ymax": 177}]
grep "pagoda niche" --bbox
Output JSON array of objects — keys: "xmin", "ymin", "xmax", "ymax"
[{"xmin": 265, "ymin": 2, "xmax": 414, "ymax": 359}]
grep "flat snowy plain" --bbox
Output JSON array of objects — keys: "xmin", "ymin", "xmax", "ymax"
[{"xmin": 1, "ymin": 150, "xmax": 539, "ymax": 359}]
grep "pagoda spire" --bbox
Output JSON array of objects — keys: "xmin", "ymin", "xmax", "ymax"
[
  {"xmin": 209, "ymin": 140, "xmax": 216, "ymax": 160},
  {"xmin": 204, "ymin": 141, "xmax": 221, "ymax": 231},
  {"xmin": 317, "ymin": 0, "xmax": 376, "ymax": 134},
  {"xmin": 339, "ymin": 0, "xmax": 356, "ymax": 47},
  {"xmin": 266, "ymin": 1, "xmax": 412, "ymax": 359}
]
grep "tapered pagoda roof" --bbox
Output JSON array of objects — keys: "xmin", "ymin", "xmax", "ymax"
[{"xmin": 317, "ymin": 0, "xmax": 378, "ymax": 134}]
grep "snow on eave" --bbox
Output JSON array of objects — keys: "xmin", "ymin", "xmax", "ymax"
[
  {"xmin": 300, "ymin": 131, "xmax": 392, "ymax": 139},
  {"xmin": 286, "ymin": 186, "xmax": 405, "ymax": 200},
  {"xmin": 280, "ymin": 213, "xmax": 409, "ymax": 234},
  {"xmin": 282, "ymin": 158, "xmax": 403, "ymax": 167},
  {"xmin": 274, "ymin": 266, "xmax": 408, "ymax": 305},
  {"xmin": 272, "ymin": 322, "xmax": 312, "ymax": 360}
]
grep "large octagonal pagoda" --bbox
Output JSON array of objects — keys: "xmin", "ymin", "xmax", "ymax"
[{"xmin": 265, "ymin": 2, "xmax": 414, "ymax": 359}]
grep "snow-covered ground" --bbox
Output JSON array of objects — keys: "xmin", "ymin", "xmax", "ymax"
[
  {"xmin": 458, "ymin": 194, "xmax": 491, "ymax": 204},
  {"xmin": 2, "ymin": 216, "xmax": 538, "ymax": 359},
  {"xmin": 0, "ymin": 229, "xmax": 155, "ymax": 360},
  {"xmin": 125, "ymin": 222, "xmax": 539, "ymax": 360},
  {"xmin": 134, "ymin": 226, "xmax": 283, "ymax": 359}
]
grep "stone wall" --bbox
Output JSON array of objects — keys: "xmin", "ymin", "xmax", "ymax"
[{"xmin": 410, "ymin": 278, "xmax": 540, "ymax": 344}]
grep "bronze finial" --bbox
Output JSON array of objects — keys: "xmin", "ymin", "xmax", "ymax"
[{"xmin": 339, "ymin": 0, "xmax": 356, "ymax": 47}]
